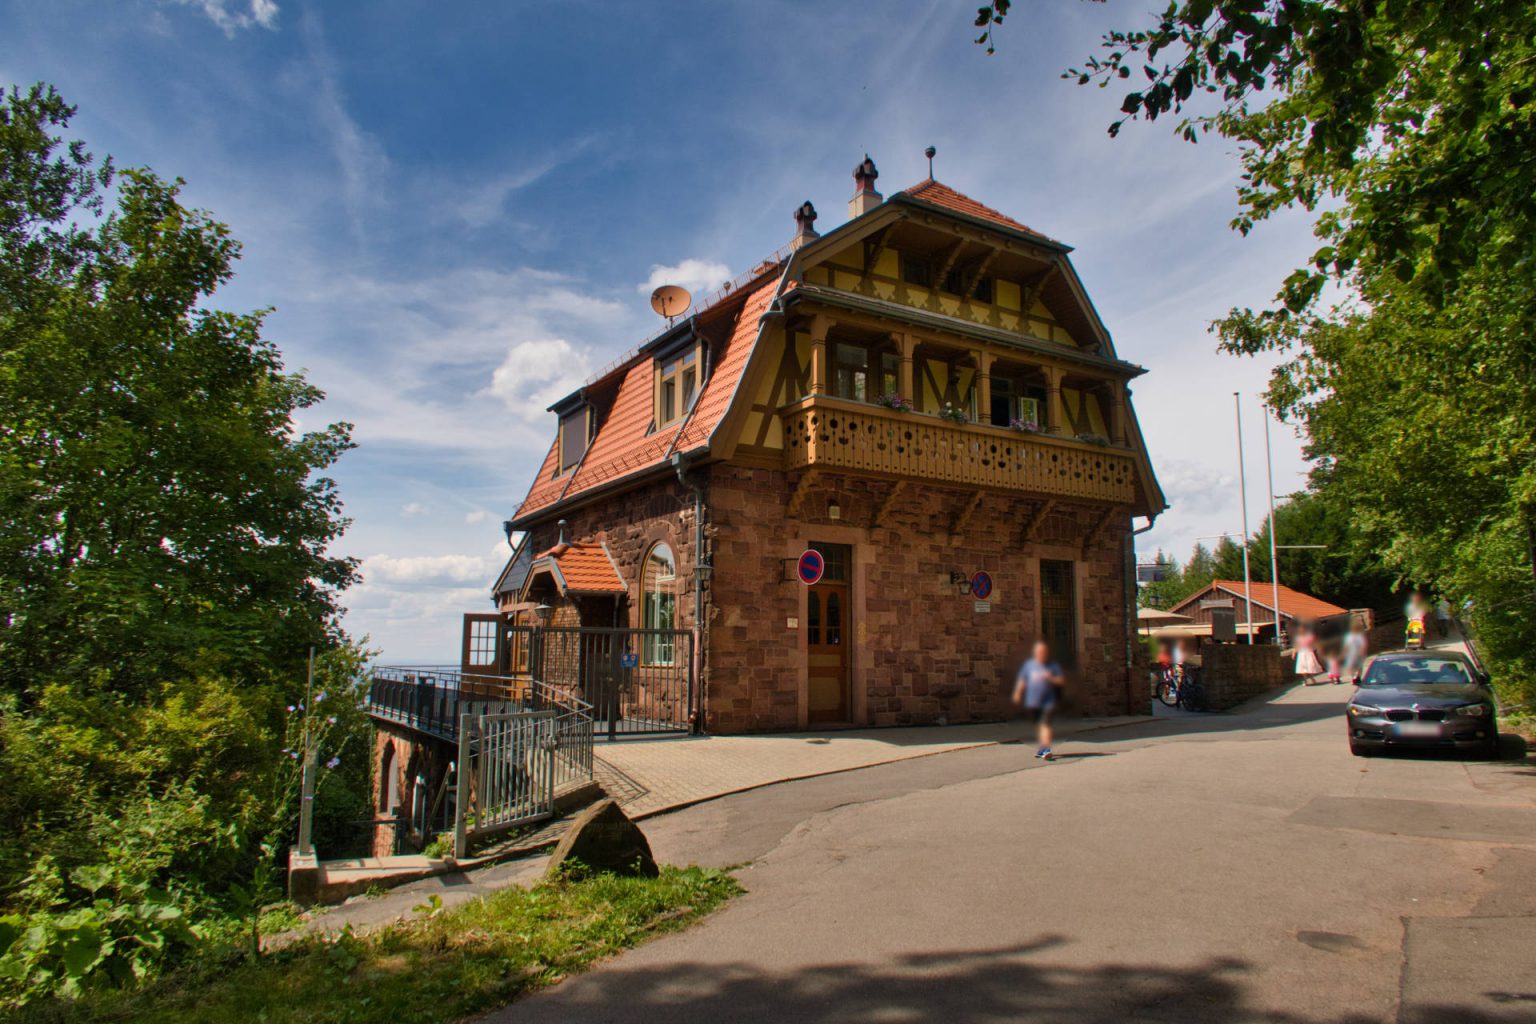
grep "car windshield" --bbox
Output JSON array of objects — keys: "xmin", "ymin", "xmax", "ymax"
[{"xmin": 1360, "ymin": 657, "xmax": 1472, "ymax": 687}]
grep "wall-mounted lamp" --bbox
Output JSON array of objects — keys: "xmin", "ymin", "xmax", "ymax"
[
  {"xmin": 948, "ymin": 570, "xmax": 972, "ymax": 595},
  {"xmin": 828, "ymin": 500, "xmax": 841, "ymax": 521},
  {"xmin": 533, "ymin": 603, "xmax": 553, "ymax": 626},
  {"xmin": 695, "ymin": 563, "xmax": 714, "ymax": 581}
]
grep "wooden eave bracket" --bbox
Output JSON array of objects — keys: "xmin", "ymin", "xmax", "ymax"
[
  {"xmin": 862, "ymin": 226, "xmax": 894, "ymax": 283},
  {"xmin": 963, "ymin": 248, "xmax": 1000, "ymax": 300},
  {"xmin": 951, "ymin": 489, "xmax": 986, "ymax": 540},
  {"xmin": 871, "ymin": 479, "xmax": 908, "ymax": 530},
  {"xmin": 934, "ymin": 240, "xmax": 967, "ymax": 291},
  {"xmin": 1022, "ymin": 499, "xmax": 1057, "ymax": 544},
  {"xmin": 787, "ymin": 468, "xmax": 822, "ymax": 519},
  {"xmin": 1021, "ymin": 261, "xmax": 1061, "ymax": 312}
]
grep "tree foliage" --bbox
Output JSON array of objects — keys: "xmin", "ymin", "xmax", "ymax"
[
  {"xmin": 0, "ymin": 84, "xmax": 371, "ymax": 1006},
  {"xmin": 0, "ymin": 83, "xmax": 358, "ymax": 700},
  {"xmin": 976, "ymin": 2, "xmax": 1536, "ymax": 698}
]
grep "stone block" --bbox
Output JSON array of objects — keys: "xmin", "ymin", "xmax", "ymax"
[{"xmin": 546, "ymin": 799, "xmax": 659, "ymax": 880}]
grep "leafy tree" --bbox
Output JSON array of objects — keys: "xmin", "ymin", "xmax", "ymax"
[
  {"xmin": 0, "ymin": 83, "xmax": 358, "ymax": 701},
  {"xmin": 1211, "ymin": 536, "xmax": 1247, "ymax": 584},
  {"xmin": 1181, "ymin": 541, "xmax": 1217, "ymax": 598},
  {"xmin": 972, "ymin": 2, "xmax": 1536, "ymax": 698},
  {"xmin": 1136, "ymin": 549, "xmax": 1184, "ymax": 609}
]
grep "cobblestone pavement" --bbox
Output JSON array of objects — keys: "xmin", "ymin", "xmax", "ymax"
[{"xmin": 596, "ymin": 715, "xmax": 1149, "ymax": 819}]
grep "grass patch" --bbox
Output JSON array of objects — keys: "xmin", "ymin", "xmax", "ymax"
[{"xmin": 20, "ymin": 866, "xmax": 740, "ymax": 1024}]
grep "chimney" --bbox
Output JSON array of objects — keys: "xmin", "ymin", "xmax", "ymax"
[
  {"xmin": 792, "ymin": 200, "xmax": 819, "ymax": 249},
  {"xmin": 849, "ymin": 154, "xmax": 882, "ymax": 217}
]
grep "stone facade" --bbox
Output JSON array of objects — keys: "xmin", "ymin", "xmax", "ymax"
[
  {"xmin": 370, "ymin": 721, "xmax": 454, "ymax": 857},
  {"xmin": 704, "ymin": 464, "xmax": 1141, "ymax": 732}
]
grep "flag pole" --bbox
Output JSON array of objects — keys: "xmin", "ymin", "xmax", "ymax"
[
  {"xmin": 1234, "ymin": 393, "xmax": 1255, "ymax": 644},
  {"xmin": 1263, "ymin": 406, "xmax": 1284, "ymax": 645}
]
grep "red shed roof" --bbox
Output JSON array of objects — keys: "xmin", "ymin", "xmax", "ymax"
[
  {"xmin": 527, "ymin": 542, "xmax": 626, "ymax": 595},
  {"xmin": 1175, "ymin": 581, "xmax": 1349, "ymax": 622}
]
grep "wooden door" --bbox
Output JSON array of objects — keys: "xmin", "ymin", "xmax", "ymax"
[{"xmin": 806, "ymin": 543, "xmax": 852, "ymax": 723}]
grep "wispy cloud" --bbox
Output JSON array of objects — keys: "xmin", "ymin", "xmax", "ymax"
[
  {"xmin": 450, "ymin": 136, "xmax": 603, "ymax": 228},
  {"xmin": 297, "ymin": 9, "xmax": 387, "ymax": 242},
  {"xmin": 167, "ymin": 0, "xmax": 279, "ymax": 36},
  {"xmin": 637, "ymin": 258, "xmax": 731, "ymax": 299}
]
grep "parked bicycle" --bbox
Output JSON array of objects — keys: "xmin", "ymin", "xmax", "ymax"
[{"xmin": 1156, "ymin": 664, "xmax": 1208, "ymax": 712}]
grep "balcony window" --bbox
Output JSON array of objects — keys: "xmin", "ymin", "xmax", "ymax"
[
  {"xmin": 900, "ymin": 254, "xmax": 932, "ymax": 288},
  {"xmin": 833, "ymin": 343, "xmax": 899, "ymax": 404},
  {"xmin": 989, "ymin": 376, "xmax": 1043, "ymax": 429},
  {"xmin": 658, "ymin": 349, "xmax": 698, "ymax": 427}
]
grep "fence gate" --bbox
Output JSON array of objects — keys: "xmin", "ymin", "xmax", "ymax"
[
  {"xmin": 509, "ymin": 626, "xmax": 695, "ymax": 738},
  {"xmin": 453, "ymin": 710, "xmax": 556, "ymax": 858}
]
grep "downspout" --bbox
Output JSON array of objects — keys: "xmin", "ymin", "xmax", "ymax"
[
  {"xmin": 672, "ymin": 450, "xmax": 709, "ymax": 734},
  {"xmin": 1127, "ymin": 514, "xmax": 1159, "ymax": 700}
]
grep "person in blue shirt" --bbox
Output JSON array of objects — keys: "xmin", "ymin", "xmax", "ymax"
[{"xmin": 1013, "ymin": 641, "xmax": 1065, "ymax": 761}]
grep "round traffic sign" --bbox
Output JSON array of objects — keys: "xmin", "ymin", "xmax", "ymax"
[
  {"xmin": 796, "ymin": 549, "xmax": 825, "ymax": 586},
  {"xmin": 970, "ymin": 570, "xmax": 994, "ymax": 600}
]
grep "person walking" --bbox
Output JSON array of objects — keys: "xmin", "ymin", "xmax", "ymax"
[
  {"xmin": 1014, "ymin": 641, "xmax": 1065, "ymax": 761},
  {"xmin": 1294, "ymin": 623, "xmax": 1323, "ymax": 683},
  {"xmin": 1341, "ymin": 621, "xmax": 1368, "ymax": 685},
  {"xmin": 1435, "ymin": 597, "xmax": 1453, "ymax": 639}
]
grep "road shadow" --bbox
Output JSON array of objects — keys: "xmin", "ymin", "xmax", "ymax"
[{"xmin": 487, "ymin": 936, "xmax": 1517, "ymax": 1024}]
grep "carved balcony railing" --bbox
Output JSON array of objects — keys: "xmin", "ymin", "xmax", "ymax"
[{"xmin": 781, "ymin": 396, "xmax": 1136, "ymax": 504}]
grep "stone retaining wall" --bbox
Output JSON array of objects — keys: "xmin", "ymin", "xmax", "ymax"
[{"xmin": 1200, "ymin": 643, "xmax": 1288, "ymax": 710}]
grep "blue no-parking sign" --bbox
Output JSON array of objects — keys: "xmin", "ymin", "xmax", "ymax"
[
  {"xmin": 620, "ymin": 651, "xmax": 639, "ymax": 669},
  {"xmin": 796, "ymin": 549, "xmax": 825, "ymax": 586},
  {"xmin": 970, "ymin": 570, "xmax": 994, "ymax": 600}
]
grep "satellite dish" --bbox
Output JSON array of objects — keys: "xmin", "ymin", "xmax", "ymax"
[{"xmin": 650, "ymin": 285, "xmax": 692, "ymax": 324}]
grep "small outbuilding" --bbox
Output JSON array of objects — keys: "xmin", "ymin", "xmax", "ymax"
[{"xmin": 1166, "ymin": 580, "xmax": 1349, "ymax": 643}]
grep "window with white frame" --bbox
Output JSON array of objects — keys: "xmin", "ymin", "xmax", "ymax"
[{"xmin": 641, "ymin": 543, "xmax": 677, "ymax": 665}]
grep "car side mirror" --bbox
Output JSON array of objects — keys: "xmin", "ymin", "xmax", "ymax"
[{"xmin": 1477, "ymin": 671, "xmax": 1491, "ymax": 686}]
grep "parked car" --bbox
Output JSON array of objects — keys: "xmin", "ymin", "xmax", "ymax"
[{"xmin": 1345, "ymin": 652, "xmax": 1499, "ymax": 757}]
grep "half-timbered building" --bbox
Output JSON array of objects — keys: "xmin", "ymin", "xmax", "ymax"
[{"xmin": 465, "ymin": 158, "xmax": 1166, "ymax": 733}]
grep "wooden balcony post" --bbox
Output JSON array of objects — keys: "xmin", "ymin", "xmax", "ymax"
[
  {"xmin": 809, "ymin": 315, "xmax": 833, "ymax": 396},
  {"xmin": 1109, "ymin": 383, "xmax": 1129, "ymax": 446},
  {"xmin": 895, "ymin": 332, "xmax": 916, "ymax": 405},
  {"xmin": 1045, "ymin": 366, "xmax": 1066, "ymax": 436},
  {"xmin": 974, "ymin": 351, "xmax": 994, "ymax": 424}
]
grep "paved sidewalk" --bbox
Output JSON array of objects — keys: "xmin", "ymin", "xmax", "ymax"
[{"xmin": 597, "ymin": 714, "xmax": 1150, "ymax": 818}]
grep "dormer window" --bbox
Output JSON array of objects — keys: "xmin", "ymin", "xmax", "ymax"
[
  {"xmin": 558, "ymin": 406, "xmax": 589, "ymax": 473},
  {"xmin": 657, "ymin": 347, "xmax": 698, "ymax": 427}
]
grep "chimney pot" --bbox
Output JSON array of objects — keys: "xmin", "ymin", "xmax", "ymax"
[
  {"xmin": 849, "ymin": 154, "xmax": 883, "ymax": 218},
  {"xmin": 792, "ymin": 200, "xmax": 819, "ymax": 249}
]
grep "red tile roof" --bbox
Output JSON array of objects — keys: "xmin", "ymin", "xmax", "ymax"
[
  {"xmin": 896, "ymin": 179, "xmax": 1053, "ymax": 240},
  {"xmin": 530, "ymin": 542, "xmax": 626, "ymax": 594},
  {"xmin": 514, "ymin": 272, "xmax": 780, "ymax": 520},
  {"xmin": 1184, "ymin": 581, "xmax": 1349, "ymax": 621}
]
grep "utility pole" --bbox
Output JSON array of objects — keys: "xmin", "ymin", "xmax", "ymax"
[
  {"xmin": 1263, "ymin": 407, "xmax": 1283, "ymax": 645},
  {"xmin": 1234, "ymin": 393, "xmax": 1256, "ymax": 644},
  {"xmin": 296, "ymin": 647, "xmax": 316, "ymax": 857}
]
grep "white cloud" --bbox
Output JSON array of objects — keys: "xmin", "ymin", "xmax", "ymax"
[
  {"xmin": 400, "ymin": 502, "xmax": 428, "ymax": 518},
  {"xmin": 298, "ymin": 10, "xmax": 388, "ymax": 241},
  {"xmin": 637, "ymin": 259, "xmax": 731, "ymax": 300},
  {"xmin": 168, "ymin": 0, "xmax": 278, "ymax": 35},
  {"xmin": 450, "ymin": 136, "xmax": 602, "ymax": 228},
  {"xmin": 488, "ymin": 339, "xmax": 593, "ymax": 421},
  {"xmin": 365, "ymin": 552, "xmax": 497, "ymax": 586},
  {"xmin": 465, "ymin": 509, "xmax": 490, "ymax": 524}
]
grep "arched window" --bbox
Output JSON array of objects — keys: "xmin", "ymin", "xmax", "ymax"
[{"xmin": 642, "ymin": 543, "xmax": 677, "ymax": 665}]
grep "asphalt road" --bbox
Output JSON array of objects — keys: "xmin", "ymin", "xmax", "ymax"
[{"xmin": 486, "ymin": 684, "xmax": 1536, "ymax": 1023}]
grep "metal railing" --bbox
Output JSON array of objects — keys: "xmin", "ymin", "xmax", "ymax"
[
  {"xmin": 531, "ymin": 680, "xmax": 596, "ymax": 791},
  {"xmin": 368, "ymin": 666, "xmax": 525, "ymax": 741}
]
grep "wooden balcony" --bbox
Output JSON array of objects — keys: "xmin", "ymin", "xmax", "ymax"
[{"xmin": 781, "ymin": 396, "xmax": 1136, "ymax": 504}]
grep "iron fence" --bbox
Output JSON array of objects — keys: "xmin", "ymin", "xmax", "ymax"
[
  {"xmin": 531, "ymin": 681, "xmax": 595, "ymax": 790},
  {"xmin": 512, "ymin": 626, "xmax": 695, "ymax": 738}
]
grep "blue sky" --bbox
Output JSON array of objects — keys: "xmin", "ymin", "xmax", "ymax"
[{"xmin": 2, "ymin": 0, "xmax": 1317, "ymax": 661}]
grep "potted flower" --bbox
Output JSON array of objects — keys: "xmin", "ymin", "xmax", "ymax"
[
  {"xmin": 938, "ymin": 403, "xmax": 969, "ymax": 423},
  {"xmin": 1008, "ymin": 417, "xmax": 1040, "ymax": 434},
  {"xmin": 1076, "ymin": 432, "xmax": 1111, "ymax": 447},
  {"xmin": 875, "ymin": 392, "xmax": 914, "ymax": 412}
]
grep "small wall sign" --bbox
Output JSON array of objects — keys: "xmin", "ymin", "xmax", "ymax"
[
  {"xmin": 796, "ymin": 549, "xmax": 825, "ymax": 586},
  {"xmin": 970, "ymin": 571, "xmax": 994, "ymax": 600},
  {"xmin": 619, "ymin": 651, "xmax": 639, "ymax": 669},
  {"xmin": 974, "ymin": 600, "xmax": 992, "ymax": 614}
]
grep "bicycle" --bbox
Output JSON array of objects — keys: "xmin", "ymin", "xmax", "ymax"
[{"xmin": 1156, "ymin": 664, "xmax": 1208, "ymax": 712}]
